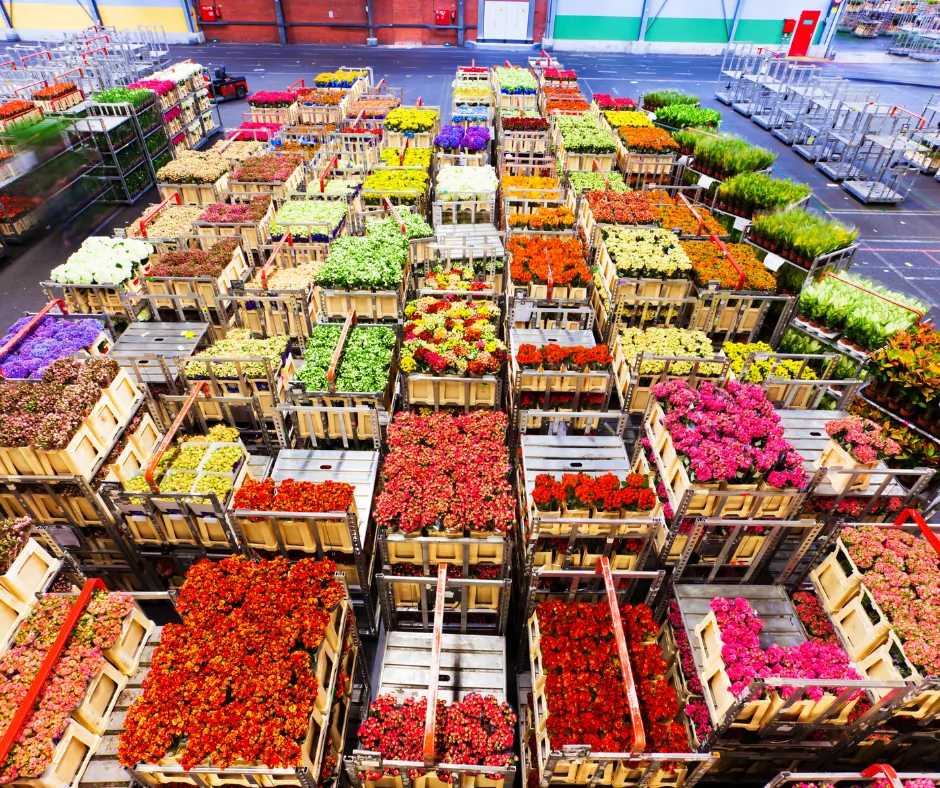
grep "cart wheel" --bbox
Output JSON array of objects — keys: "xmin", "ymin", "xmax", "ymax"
[{"xmin": 236, "ymin": 85, "xmax": 247, "ymax": 99}]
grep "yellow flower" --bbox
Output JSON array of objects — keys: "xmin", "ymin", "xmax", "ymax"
[{"xmin": 400, "ymin": 355, "xmax": 417, "ymax": 372}]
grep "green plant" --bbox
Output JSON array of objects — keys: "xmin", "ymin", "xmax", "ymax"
[
  {"xmin": 688, "ymin": 134, "xmax": 775, "ymax": 178},
  {"xmin": 752, "ymin": 209, "xmax": 858, "ymax": 264},
  {"xmin": 798, "ymin": 273, "xmax": 925, "ymax": 351},
  {"xmin": 716, "ymin": 173, "xmax": 810, "ymax": 216},
  {"xmin": 654, "ymin": 105, "xmax": 721, "ymax": 129},
  {"xmin": 642, "ymin": 90, "xmax": 700, "ymax": 110},
  {"xmin": 869, "ymin": 323, "xmax": 940, "ymax": 413},
  {"xmin": 555, "ymin": 115, "xmax": 618, "ymax": 154}
]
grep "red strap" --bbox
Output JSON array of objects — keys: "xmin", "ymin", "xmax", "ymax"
[
  {"xmin": 424, "ymin": 563, "xmax": 447, "ymax": 766},
  {"xmin": 861, "ymin": 765, "xmax": 902, "ymax": 788},
  {"xmin": 144, "ymin": 382, "xmax": 208, "ymax": 492},
  {"xmin": 139, "ymin": 191, "xmax": 181, "ymax": 237},
  {"xmin": 416, "ymin": 96, "xmax": 423, "ymax": 107},
  {"xmin": 260, "ymin": 233, "xmax": 293, "ymax": 288},
  {"xmin": 894, "ymin": 509, "xmax": 940, "ymax": 558},
  {"xmin": 677, "ymin": 192, "xmax": 705, "ymax": 236},
  {"xmin": 591, "ymin": 159, "xmax": 610, "ymax": 189},
  {"xmin": 0, "ymin": 578, "xmax": 107, "ymax": 765},
  {"xmin": 711, "ymin": 234, "xmax": 745, "ymax": 290},
  {"xmin": 0, "ymin": 300, "xmax": 68, "ymax": 375},
  {"xmin": 597, "ymin": 557, "xmax": 645, "ymax": 754},
  {"xmin": 319, "ymin": 155, "xmax": 338, "ymax": 193},
  {"xmin": 383, "ymin": 197, "xmax": 408, "ymax": 234},
  {"xmin": 287, "ymin": 78, "xmax": 305, "ymax": 91},
  {"xmin": 327, "ymin": 310, "xmax": 357, "ymax": 392}
]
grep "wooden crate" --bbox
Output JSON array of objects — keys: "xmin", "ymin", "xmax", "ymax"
[
  {"xmin": 855, "ymin": 630, "xmax": 925, "ymax": 705},
  {"xmin": 1, "ymin": 538, "xmax": 61, "ymax": 603},
  {"xmin": 74, "ymin": 660, "xmax": 128, "ymax": 735},
  {"xmin": 104, "ymin": 368, "xmax": 143, "ymax": 418},
  {"xmin": 809, "ymin": 538, "xmax": 864, "ymax": 613},
  {"xmin": 814, "ymin": 438, "xmax": 879, "ymax": 494},
  {"xmin": 35, "ymin": 89, "xmax": 84, "ymax": 113},
  {"xmin": 36, "ymin": 423, "xmax": 107, "ymax": 479},
  {"xmin": 693, "ymin": 610, "xmax": 725, "ymax": 672},
  {"xmin": 194, "ymin": 200, "xmax": 274, "ymax": 252},
  {"xmin": 700, "ymin": 660, "xmax": 774, "ymax": 731},
  {"xmin": 247, "ymin": 101, "xmax": 299, "ymax": 125},
  {"xmin": 831, "ymin": 584, "xmax": 891, "ymax": 661},
  {"xmin": 0, "ymin": 585, "xmax": 30, "ymax": 654},
  {"xmin": 103, "ymin": 601, "xmax": 155, "ymax": 675},
  {"xmin": 159, "ymin": 173, "xmax": 229, "ymax": 207},
  {"xmin": 149, "ymin": 244, "xmax": 250, "ymax": 310},
  {"xmin": 405, "ymin": 375, "xmax": 498, "ymax": 409},
  {"xmin": 227, "ymin": 165, "xmax": 304, "ymax": 203},
  {"xmin": 14, "ymin": 718, "xmax": 100, "ymax": 788}
]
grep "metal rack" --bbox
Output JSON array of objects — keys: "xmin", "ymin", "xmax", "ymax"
[
  {"xmin": 815, "ymin": 102, "xmax": 899, "ymax": 182},
  {"xmin": 732, "ymin": 57, "xmax": 792, "ymax": 119},
  {"xmin": 715, "ymin": 43, "xmax": 768, "ymax": 106},
  {"xmin": 751, "ymin": 64, "xmax": 822, "ymax": 131},
  {"xmin": 791, "ymin": 86, "xmax": 880, "ymax": 163},
  {"xmin": 770, "ymin": 77, "xmax": 850, "ymax": 145}
]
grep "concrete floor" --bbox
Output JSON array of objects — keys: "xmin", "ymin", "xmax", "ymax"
[{"xmin": 2, "ymin": 41, "xmax": 940, "ymax": 328}]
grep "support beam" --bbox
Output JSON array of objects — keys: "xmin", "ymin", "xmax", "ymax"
[
  {"xmin": 729, "ymin": 0, "xmax": 746, "ymax": 42},
  {"xmin": 638, "ymin": 0, "xmax": 651, "ymax": 41},
  {"xmin": 272, "ymin": 0, "xmax": 287, "ymax": 44},
  {"xmin": 820, "ymin": 0, "xmax": 848, "ymax": 57},
  {"xmin": 457, "ymin": 0, "xmax": 464, "ymax": 46},
  {"xmin": 0, "ymin": 0, "xmax": 12, "ymax": 29}
]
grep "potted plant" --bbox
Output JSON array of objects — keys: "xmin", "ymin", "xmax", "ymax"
[{"xmin": 816, "ymin": 416, "xmax": 901, "ymax": 493}]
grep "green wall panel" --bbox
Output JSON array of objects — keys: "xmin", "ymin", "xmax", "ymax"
[
  {"xmin": 733, "ymin": 18, "xmax": 784, "ymax": 43},
  {"xmin": 645, "ymin": 17, "xmax": 728, "ymax": 42},
  {"xmin": 554, "ymin": 15, "xmax": 786, "ymax": 43},
  {"xmin": 553, "ymin": 14, "xmax": 640, "ymax": 40}
]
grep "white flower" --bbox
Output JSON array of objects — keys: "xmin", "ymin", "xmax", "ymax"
[{"xmin": 49, "ymin": 237, "xmax": 153, "ymax": 285}]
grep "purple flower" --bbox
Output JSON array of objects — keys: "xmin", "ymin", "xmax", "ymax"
[{"xmin": 0, "ymin": 317, "xmax": 104, "ymax": 379}]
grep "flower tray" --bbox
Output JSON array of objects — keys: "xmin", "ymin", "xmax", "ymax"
[
  {"xmin": 384, "ymin": 129, "xmax": 438, "ymax": 149},
  {"xmin": 158, "ymin": 173, "xmax": 230, "ymax": 207},
  {"xmin": 104, "ymin": 598, "xmax": 155, "ymax": 675},
  {"xmin": 653, "ymin": 520, "xmax": 687, "ymax": 563},
  {"xmin": 74, "ymin": 659, "xmax": 129, "ymax": 734},
  {"xmin": 34, "ymin": 88, "xmax": 84, "ymax": 113},
  {"xmin": 0, "ymin": 200, "xmax": 40, "ymax": 239},
  {"xmin": 814, "ymin": 438, "xmax": 880, "ymax": 494},
  {"xmin": 595, "ymin": 243, "xmax": 692, "ymax": 304},
  {"xmin": 693, "ymin": 610, "xmax": 725, "ymax": 672},
  {"xmin": 808, "ymin": 538, "xmax": 864, "ymax": 613},
  {"xmin": 765, "ymin": 691, "xmax": 858, "ymax": 726},
  {"xmin": 403, "ymin": 373, "xmax": 499, "ymax": 409},
  {"xmin": 831, "ymin": 583, "xmax": 891, "ymax": 661},
  {"xmin": 194, "ymin": 199, "xmax": 275, "ymax": 252},
  {"xmin": 318, "ymin": 282, "xmax": 404, "ymax": 323},
  {"xmin": 298, "ymin": 102, "xmax": 345, "ymax": 126},
  {"xmin": 292, "ymin": 395, "xmax": 389, "ymax": 444},
  {"xmin": 143, "ymin": 600, "xmax": 347, "ymax": 786},
  {"xmin": 855, "ymin": 629, "xmax": 922, "ymax": 701},
  {"xmin": 17, "ymin": 717, "xmax": 101, "ymax": 788},
  {"xmin": 234, "ymin": 498, "xmax": 360, "ymax": 554},
  {"xmin": 247, "ymin": 100, "xmax": 299, "ymax": 125},
  {"xmin": 0, "ymin": 105, "xmax": 43, "ymax": 131},
  {"xmin": 228, "ymin": 164, "xmax": 304, "ymax": 202},
  {"xmin": 618, "ymin": 147, "xmax": 677, "ymax": 179},
  {"xmin": 0, "ymin": 585, "xmax": 29, "ymax": 655},
  {"xmin": 700, "ymin": 660, "xmax": 774, "ymax": 731},
  {"xmin": 147, "ymin": 242, "xmax": 250, "ymax": 311},
  {"xmin": 0, "ymin": 537, "xmax": 61, "ymax": 604}
]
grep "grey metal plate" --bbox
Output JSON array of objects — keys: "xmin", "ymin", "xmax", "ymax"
[
  {"xmin": 779, "ymin": 409, "xmax": 905, "ymax": 496},
  {"xmin": 378, "ymin": 630, "xmax": 507, "ymax": 703},
  {"xmin": 673, "ymin": 584, "xmax": 805, "ymax": 680},
  {"xmin": 271, "ymin": 449, "xmax": 379, "ymax": 532},
  {"xmin": 111, "ymin": 322, "xmax": 208, "ymax": 380},
  {"xmin": 510, "ymin": 328, "xmax": 595, "ymax": 349},
  {"xmin": 521, "ymin": 434, "xmax": 630, "ymax": 505}
]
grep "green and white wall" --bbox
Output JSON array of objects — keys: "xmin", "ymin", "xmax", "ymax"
[{"xmin": 548, "ymin": 0, "xmax": 832, "ymax": 52}]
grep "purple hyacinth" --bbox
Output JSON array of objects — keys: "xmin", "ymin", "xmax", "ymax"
[
  {"xmin": 0, "ymin": 316, "xmax": 104, "ymax": 379},
  {"xmin": 434, "ymin": 124, "xmax": 492, "ymax": 152}
]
